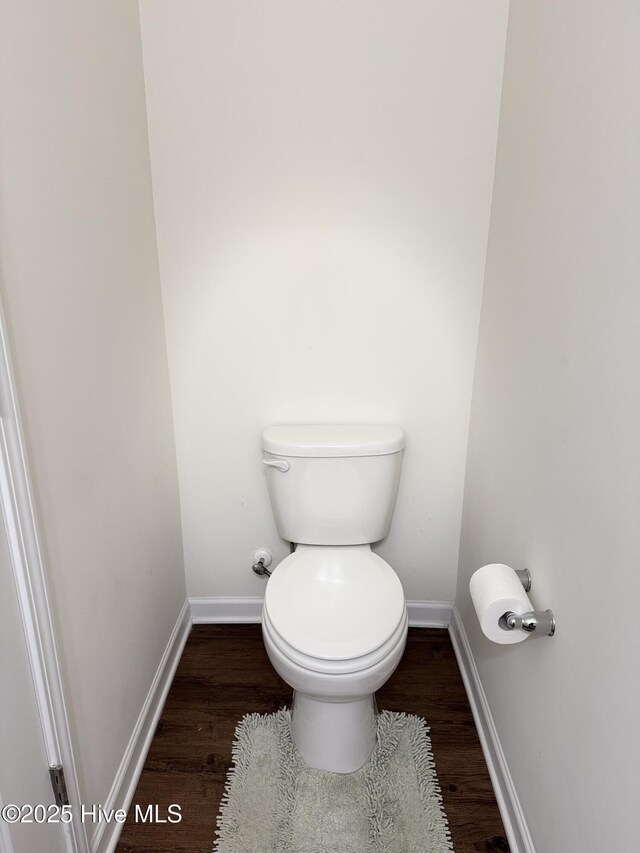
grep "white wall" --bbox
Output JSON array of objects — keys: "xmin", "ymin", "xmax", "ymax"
[
  {"xmin": 457, "ymin": 1, "xmax": 640, "ymax": 850},
  {"xmin": 0, "ymin": 0, "xmax": 185, "ymax": 829},
  {"xmin": 139, "ymin": 0, "xmax": 508, "ymax": 600}
]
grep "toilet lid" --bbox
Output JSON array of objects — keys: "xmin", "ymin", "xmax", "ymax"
[{"xmin": 264, "ymin": 548, "xmax": 405, "ymax": 660}]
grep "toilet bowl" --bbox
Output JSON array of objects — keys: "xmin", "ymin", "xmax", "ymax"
[
  {"xmin": 260, "ymin": 424, "xmax": 407, "ymax": 773},
  {"xmin": 262, "ymin": 544, "xmax": 408, "ymax": 772}
]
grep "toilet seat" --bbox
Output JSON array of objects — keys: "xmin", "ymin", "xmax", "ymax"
[
  {"xmin": 264, "ymin": 545, "xmax": 406, "ymax": 666},
  {"xmin": 263, "ymin": 606, "xmax": 408, "ymax": 676}
]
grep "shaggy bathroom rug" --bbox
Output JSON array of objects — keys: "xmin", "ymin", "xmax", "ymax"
[{"xmin": 214, "ymin": 709, "xmax": 454, "ymax": 853}]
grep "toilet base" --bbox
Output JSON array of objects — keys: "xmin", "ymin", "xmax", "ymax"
[{"xmin": 291, "ymin": 690, "xmax": 377, "ymax": 773}]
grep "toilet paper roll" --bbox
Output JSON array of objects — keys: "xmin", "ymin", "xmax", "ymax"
[{"xmin": 470, "ymin": 564, "xmax": 532, "ymax": 644}]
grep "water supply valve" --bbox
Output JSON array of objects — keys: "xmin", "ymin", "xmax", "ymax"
[{"xmin": 252, "ymin": 549, "xmax": 273, "ymax": 577}]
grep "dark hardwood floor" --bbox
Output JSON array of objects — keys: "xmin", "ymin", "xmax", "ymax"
[{"xmin": 116, "ymin": 625, "xmax": 509, "ymax": 853}]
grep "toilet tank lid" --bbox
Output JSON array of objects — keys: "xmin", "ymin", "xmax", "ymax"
[{"xmin": 262, "ymin": 424, "xmax": 404, "ymax": 457}]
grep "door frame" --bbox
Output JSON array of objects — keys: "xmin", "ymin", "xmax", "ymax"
[{"xmin": 0, "ymin": 297, "xmax": 89, "ymax": 853}]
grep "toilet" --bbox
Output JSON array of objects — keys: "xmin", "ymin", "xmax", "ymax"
[{"xmin": 261, "ymin": 424, "xmax": 408, "ymax": 773}]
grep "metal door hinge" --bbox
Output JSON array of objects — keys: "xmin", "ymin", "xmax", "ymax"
[{"xmin": 49, "ymin": 764, "xmax": 69, "ymax": 807}]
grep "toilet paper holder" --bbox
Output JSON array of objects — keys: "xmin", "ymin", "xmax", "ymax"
[{"xmin": 500, "ymin": 568, "xmax": 556, "ymax": 637}]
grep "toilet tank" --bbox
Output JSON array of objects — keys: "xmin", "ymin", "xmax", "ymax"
[{"xmin": 262, "ymin": 425, "xmax": 404, "ymax": 546}]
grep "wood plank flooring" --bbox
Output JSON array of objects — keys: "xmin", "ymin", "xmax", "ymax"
[{"xmin": 115, "ymin": 625, "xmax": 509, "ymax": 853}]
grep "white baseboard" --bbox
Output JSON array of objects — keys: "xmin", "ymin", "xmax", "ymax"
[
  {"xmin": 448, "ymin": 606, "xmax": 535, "ymax": 853},
  {"xmin": 94, "ymin": 598, "xmax": 192, "ymax": 853},
  {"xmin": 190, "ymin": 596, "xmax": 453, "ymax": 629},
  {"xmin": 406, "ymin": 599, "xmax": 452, "ymax": 627},
  {"xmin": 190, "ymin": 595, "xmax": 264, "ymax": 623}
]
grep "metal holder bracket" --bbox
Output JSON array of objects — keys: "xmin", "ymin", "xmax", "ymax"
[
  {"xmin": 515, "ymin": 568, "xmax": 532, "ymax": 592},
  {"xmin": 499, "ymin": 568, "xmax": 555, "ymax": 637},
  {"xmin": 501, "ymin": 609, "xmax": 556, "ymax": 637}
]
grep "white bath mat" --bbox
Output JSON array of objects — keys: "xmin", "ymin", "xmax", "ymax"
[{"xmin": 214, "ymin": 709, "xmax": 454, "ymax": 853}]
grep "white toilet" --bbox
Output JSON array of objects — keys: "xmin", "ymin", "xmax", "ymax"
[{"xmin": 261, "ymin": 424, "xmax": 408, "ymax": 773}]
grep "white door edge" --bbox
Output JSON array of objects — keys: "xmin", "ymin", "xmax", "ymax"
[{"xmin": 0, "ymin": 301, "xmax": 89, "ymax": 853}]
